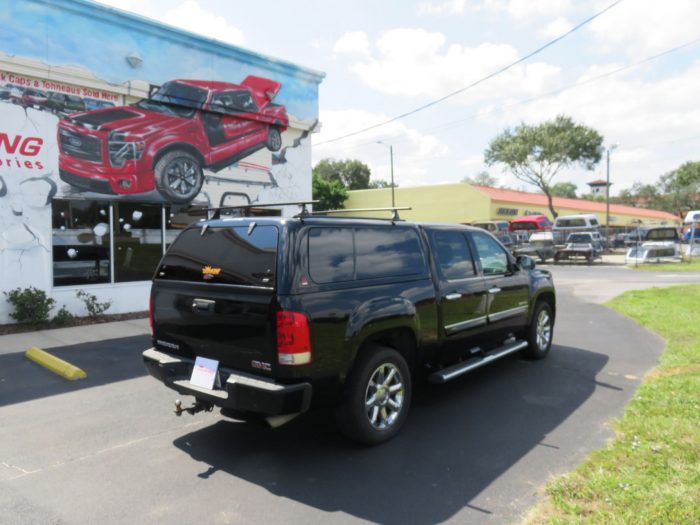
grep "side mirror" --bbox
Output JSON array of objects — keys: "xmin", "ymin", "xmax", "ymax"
[{"xmin": 517, "ymin": 254, "xmax": 536, "ymax": 270}]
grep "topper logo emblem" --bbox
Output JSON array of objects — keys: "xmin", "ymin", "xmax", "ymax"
[{"xmin": 202, "ymin": 265, "xmax": 221, "ymax": 280}]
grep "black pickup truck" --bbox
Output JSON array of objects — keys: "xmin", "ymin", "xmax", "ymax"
[{"xmin": 143, "ymin": 215, "xmax": 556, "ymax": 444}]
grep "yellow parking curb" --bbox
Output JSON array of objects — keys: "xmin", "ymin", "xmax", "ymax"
[{"xmin": 25, "ymin": 347, "xmax": 87, "ymax": 381}]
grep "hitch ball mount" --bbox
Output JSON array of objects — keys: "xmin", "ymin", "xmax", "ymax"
[{"xmin": 174, "ymin": 399, "xmax": 214, "ymax": 416}]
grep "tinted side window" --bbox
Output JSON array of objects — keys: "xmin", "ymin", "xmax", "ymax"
[
  {"xmin": 430, "ymin": 230, "xmax": 475, "ymax": 280},
  {"xmin": 355, "ymin": 227, "xmax": 425, "ymax": 280},
  {"xmin": 472, "ymin": 232, "xmax": 509, "ymax": 275},
  {"xmin": 308, "ymin": 228, "xmax": 354, "ymax": 284}
]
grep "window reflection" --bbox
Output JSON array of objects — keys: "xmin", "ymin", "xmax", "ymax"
[
  {"xmin": 113, "ymin": 202, "xmax": 163, "ymax": 282},
  {"xmin": 52, "ymin": 200, "xmax": 110, "ymax": 286}
]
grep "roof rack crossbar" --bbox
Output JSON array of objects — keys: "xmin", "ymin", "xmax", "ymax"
[
  {"xmin": 193, "ymin": 201, "xmax": 318, "ymax": 220},
  {"xmin": 313, "ymin": 207, "xmax": 411, "ymax": 221}
]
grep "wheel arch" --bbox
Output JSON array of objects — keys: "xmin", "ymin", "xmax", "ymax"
[{"xmin": 152, "ymin": 142, "xmax": 206, "ymax": 170}]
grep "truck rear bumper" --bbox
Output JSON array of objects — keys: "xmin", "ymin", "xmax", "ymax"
[{"xmin": 142, "ymin": 348, "xmax": 312, "ymax": 416}]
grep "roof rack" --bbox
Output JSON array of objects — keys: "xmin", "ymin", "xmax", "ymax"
[
  {"xmin": 195, "ymin": 201, "xmax": 318, "ymax": 220},
  {"xmin": 312, "ymin": 207, "xmax": 411, "ymax": 222}
]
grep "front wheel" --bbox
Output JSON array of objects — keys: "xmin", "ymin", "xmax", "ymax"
[
  {"xmin": 154, "ymin": 150, "xmax": 204, "ymax": 204},
  {"xmin": 523, "ymin": 302, "xmax": 554, "ymax": 359},
  {"xmin": 335, "ymin": 345, "xmax": 411, "ymax": 445}
]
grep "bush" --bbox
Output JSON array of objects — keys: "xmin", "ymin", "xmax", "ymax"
[
  {"xmin": 76, "ymin": 290, "xmax": 112, "ymax": 318},
  {"xmin": 53, "ymin": 305, "xmax": 74, "ymax": 325},
  {"xmin": 3, "ymin": 287, "xmax": 55, "ymax": 323}
]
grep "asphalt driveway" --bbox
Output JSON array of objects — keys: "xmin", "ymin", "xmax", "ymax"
[{"xmin": 0, "ymin": 268, "xmax": 679, "ymax": 524}]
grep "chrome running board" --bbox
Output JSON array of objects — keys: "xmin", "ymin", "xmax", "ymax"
[{"xmin": 428, "ymin": 340, "xmax": 528, "ymax": 384}]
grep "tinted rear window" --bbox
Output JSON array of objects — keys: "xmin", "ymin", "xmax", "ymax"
[
  {"xmin": 308, "ymin": 228, "xmax": 354, "ymax": 284},
  {"xmin": 157, "ymin": 225, "xmax": 278, "ymax": 287}
]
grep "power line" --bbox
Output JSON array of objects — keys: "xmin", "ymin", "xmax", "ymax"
[
  {"xmin": 316, "ymin": 0, "xmax": 625, "ymax": 146},
  {"xmin": 317, "ymin": 36, "xmax": 700, "ymax": 154}
]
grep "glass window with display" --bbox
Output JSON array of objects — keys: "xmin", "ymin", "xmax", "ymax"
[
  {"xmin": 113, "ymin": 202, "xmax": 163, "ymax": 283},
  {"xmin": 52, "ymin": 200, "xmax": 111, "ymax": 286}
]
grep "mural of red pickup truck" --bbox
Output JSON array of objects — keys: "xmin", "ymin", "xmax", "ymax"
[{"xmin": 58, "ymin": 76, "xmax": 288, "ymax": 203}]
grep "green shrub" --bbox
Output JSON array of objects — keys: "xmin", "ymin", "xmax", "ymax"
[
  {"xmin": 76, "ymin": 290, "xmax": 112, "ymax": 318},
  {"xmin": 3, "ymin": 287, "xmax": 55, "ymax": 323},
  {"xmin": 53, "ymin": 305, "xmax": 74, "ymax": 325}
]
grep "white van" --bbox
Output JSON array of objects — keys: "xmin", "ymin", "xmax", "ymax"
[{"xmin": 552, "ymin": 214, "xmax": 601, "ymax": 244}]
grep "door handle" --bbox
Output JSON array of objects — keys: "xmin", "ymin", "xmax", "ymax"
[
  {"xmin": 445, "ymin": 293, "xmax": 462, "ymax": 301},
  {"xmin": 192, "ymin": 298, "xmax": 215, "ymax": 312},
  {"xmin": 488, "ymin": 287, "xmax": 501, "ymax": 294}
]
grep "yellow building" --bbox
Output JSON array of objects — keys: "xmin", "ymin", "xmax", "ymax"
[{"xmin": 344, "ymin": 183, "xmax": 681, "ymax": 228}]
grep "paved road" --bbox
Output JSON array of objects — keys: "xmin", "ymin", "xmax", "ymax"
[{"xmin": 1, "ymin": 267, "xmax": 696, "ymax": 524}]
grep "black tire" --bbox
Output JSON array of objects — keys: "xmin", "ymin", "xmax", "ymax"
[
  {"xmin": 335, "ymin": 345, "xmax": 411, "ymax": 446},
  {"xmin": 523, "ymin": 302, "xmax": 554, "ymax": 359},
  {"xmin": 266, "ymin": 127, "xmax": 282, "ymax": 151},
  {"xmin": 154, "ymin": 150, "xmax": 204, "ymax": 204}
]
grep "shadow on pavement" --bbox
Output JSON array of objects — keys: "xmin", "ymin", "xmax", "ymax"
[
  {"xmin": 0, "ymin": 335, "xmax": 150, "ymax": 407},
  {"xmin": 173, "ymin": 344, "xmax": 608, "ymax": 525}
]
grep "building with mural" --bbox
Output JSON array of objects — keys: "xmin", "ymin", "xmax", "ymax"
[
  {"xmin": 0, "ymin": 0, "xmax": 324, "ymax": 323},
  {"xmin": 345, "ymin": 184, "xmax": 681, "ymax": 227}
]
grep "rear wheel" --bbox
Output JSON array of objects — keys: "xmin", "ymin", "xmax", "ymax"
[
  {"xmin": 336, "ymin": 345, "xmax": 411, "ymax": 445},
  {"xmin": 266, "ymin": 127, "xmax": 282, "ymax": 151},
  {"xmin": 523, "ymin": 302, "xmax": 553, "ymax": 359}
]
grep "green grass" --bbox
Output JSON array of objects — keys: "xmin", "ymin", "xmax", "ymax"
[
  {"xmin": 525, "ymin": 285, "xmax": 700, "ymax": 524},
  {"xmin": 629, "ymin": 258, "xmax": 700, "ymax": 272}
]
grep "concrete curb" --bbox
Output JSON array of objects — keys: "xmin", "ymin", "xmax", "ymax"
[{"xmin": 25, "ymin": 346, "xmax": 87, "ymax": 380}]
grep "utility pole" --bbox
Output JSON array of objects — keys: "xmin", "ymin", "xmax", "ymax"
[
  {"xmin": 376, "ymin": 141, "xmax": 395, "ymax": 208},
  {"xmin": 605, "ymin": 144, "xmax": 618, "ymax": 243}
]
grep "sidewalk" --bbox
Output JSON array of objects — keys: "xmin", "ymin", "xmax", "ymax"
[{"xmin": 0, "ymin": 318, "xmax": 150, "ymax": 356}]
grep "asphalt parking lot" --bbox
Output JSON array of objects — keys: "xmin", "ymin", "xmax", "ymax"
[{"xmin": 1, "ymin": 266, "xmax": 698, "ymax": 524}]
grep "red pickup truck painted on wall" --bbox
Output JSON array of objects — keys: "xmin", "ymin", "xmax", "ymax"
[{"xmin": 57, "ymin": 76, "xmax": 288, "ymax": 203}]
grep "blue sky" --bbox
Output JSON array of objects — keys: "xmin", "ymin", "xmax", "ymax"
[{"xmin": 90, "ymin": 1, "xmax": 700, "ymax": 194}]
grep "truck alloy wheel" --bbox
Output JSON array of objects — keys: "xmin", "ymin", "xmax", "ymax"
[
  {"xmin": 154, "ymin": 150, "xmax": 204, "ymax": 204},
  {"xmin": 524, "ymin": 302, "xmax": 553, "ymax": 359},
  {"xmin": 336, "ymin": 345, "xmax": 411, "ymax": 445}
]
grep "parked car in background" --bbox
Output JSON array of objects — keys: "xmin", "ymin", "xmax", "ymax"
[
  {"xmin": 8, "ymin": 85, "xmax": 25, "ymax": 104},
  {"xmin": 472, "ymin": 220, "xmax": 510, "ymax": 236},
  {"xmin": 0, "ymin": 84, "xmax": 12, "ymax": 101},
  {"xmin": 554, "ymin": 232, "xmax": 602, "ymax": 264},
  {"xmin": 552, "ymin": 214, "xmax": 601, "ymax": 245},
  {"xmin": 624, "ymin": 227, "xmax": 679, "ymax": 247},
  {"xmin": 21, "ymin": 88, "xmax": 49, "ymax": 109},
  {"xmin": 509, "ymin": 215, "xmax": 552, "ymax": 243},
  {"xmin": 83, "ymin": 98, "xmax": 116, "ymax": 111},
  {"xmin": 514, "ymin": 231, "xmax": 556, "ymax": 262},
  {"xmin": 47, "ymin": 92, "xmax": 86, "ymax": 115}
]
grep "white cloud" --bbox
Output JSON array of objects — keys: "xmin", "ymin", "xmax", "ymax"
[
  {"xmin": 418, "ymin": 0, "xmax": 467, "ymax": 16},
  {"xmin": 162, "ymin": 1, "xmax": 244, "ymax": 45},
  {"xmin": 96, "ymin": 0, "xmax": 245, "ymax": 46},
  {"xmin": 480, "ymin": 60, "xmax": 700, "ymax": 190},
  {"xmin": 313, "ymin": 109, "xmax": 449, "ymax": 187},
  {"xmin": 477, "ymin": 0, "xmax": 573, "ymax": 19},
  {"xmin": 587, "ymin": 0, "xmax": 700, "ymax": 55},
  {"xmin": 333, "ymin": 31, "xmax": 370, "ymax": 55},
  {"xmin": 345, "ymin": 28, "xmax": 560, "ymax": 104},
  {"xmin": 540, "ymin": 17, "xmax": 573, "ymax": 38}
]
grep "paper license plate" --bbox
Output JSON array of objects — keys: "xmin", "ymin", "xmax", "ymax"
[{"xmin": 190, "ymin": 356, "xmax": 219, "ymax": 390}]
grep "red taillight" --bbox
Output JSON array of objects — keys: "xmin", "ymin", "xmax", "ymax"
[
  {"xmin": 276, "ymin": 311, "xmax": 312, "ymax": 365},
  {"xmin": 148, "ymin": 294, "xmax": 154, "ymax": 336}
]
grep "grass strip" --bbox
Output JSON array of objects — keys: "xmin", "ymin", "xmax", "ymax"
[{"xmin": 525, "ymin": 285, "xmax": 700, "ymax": 524}]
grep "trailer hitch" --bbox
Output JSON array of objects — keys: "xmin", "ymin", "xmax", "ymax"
[{"xmin": 174, "ymin": 399, "xmax": 214, "ymax": 416}]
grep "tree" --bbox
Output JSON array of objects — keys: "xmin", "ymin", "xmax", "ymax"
[
  {"xmin": 312, "ymin": 174, "xmax": 347, "ymax": 211},
  {"xmin": 368, "ymin": 179, "xmax": 398, "ymax": 189},
  {"xmin": 549, "ymin": 182, "xmax": 578, "ymax": 199},
  {"xmin": 462, "ymin": 171, "xmax": 498, "ymax": 187},
  {"xmin": 484, "ymin": 115, "xmax": 604, "ymax": 218},
  {"xmin": 312, "ymin": 159, "xmax": 371, "ymax": 190},
  {"xmin": 660, "ymin": 161, "xmax": 700, "ymax": 214}
]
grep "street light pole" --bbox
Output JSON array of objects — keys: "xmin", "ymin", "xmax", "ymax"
[
  {"xmin": 376, "ymin": 141, "xmax": 395, "ymax": 208},
  {"xmin": 605, "ymin": 143, "xmax": 618, "ymax": 243}
]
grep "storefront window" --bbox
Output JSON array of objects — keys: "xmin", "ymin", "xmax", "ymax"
[
  {"xmin": 165, "ymin": 205, "xmax": 206, "ymax": 250},
  {"xmin": 113, "ymin": 202, "xmax": 163, "ymax": 282},
  {"xmin": 52, "ymin": 200, "xmax": 111, "ymax": 286}
]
